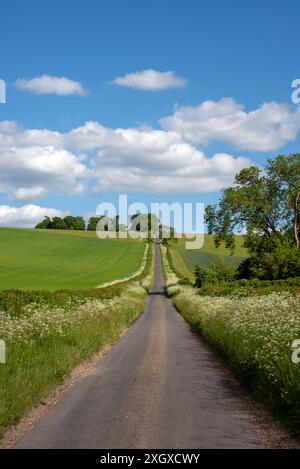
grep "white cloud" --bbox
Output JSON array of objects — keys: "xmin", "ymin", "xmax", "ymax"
[
  {"xmin": 14, "ymin": 75, "xmax": 87, "ymax": 96},
  {"xmin": 0, "ymin": 121, "xmax": 89, "ymax": 201},
  {"xmin": 93, "ymin": 148, "xmax": 251, "ymax": 194},
  {"xmin": 0, "ymin": 119, "xmax": 252, "ymax": 198},
  {"xmin": 10, "ymin": 186, "xmax": 47, "ymax": 202},
  {"xmin": 160, "ymin": 98, "xmax": 300, "ymax": 151},
  {"xmin": 111, "ymin": 69, "xmax": 187, "ymax": 91},
  {"xmin": 0, "ymin": 204, "xmax": 68, "ymax": 228},
  {"xmin": 2, "ymin": 91, "xmax": 300, "ymax": 204},
  {"xmin": 64, "ymin": 121, "xmax": 251, "ymax": 193}
]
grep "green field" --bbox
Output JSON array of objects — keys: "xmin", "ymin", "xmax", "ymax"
[
  {"xmin": 179, "ymin": 249, "xmax": 244, "ymax": 271},
  {"xmin": 169, "ymin": 234, "xmax": 247, "ymax": 278},
  {"xmin": 0, "ymin": 228, "xmax": 144, "ymax": 290},
  {"xmin": 173, "ymin": 234, "xmax": 247, "ymax": 256}
]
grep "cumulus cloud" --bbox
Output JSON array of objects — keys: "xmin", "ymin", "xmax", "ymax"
[
  {"xmin": 14, "ymin": 75, "xmax": 87, "ymax": 96},
  {"xmin": 160, "ymin": 98, "xmax": 300, "ymax": 151},
  {"xmin": 111, "ymin": 69, "xmax": 187, "ymax": 91},
  {"xmin": 0, "ymin": 204, "xmax": 68, "ymax": 228},
  {"xmin": 64, "ymin": 121, "xmax": 252, "ymax": 194},
  {"xmin": 2, "ymin": 93, "xmax": 300, "ymax": 204},
  {"xmin": 0, "ymin": 119, "xmax": 253, "ymax": 199},
  {"xmin": 0, "ymin": 122, "xmax": 89, "ymax": 201},
  {"xmin": 10, "ymin": 186, "xmax": 47, "ymax": 202}
]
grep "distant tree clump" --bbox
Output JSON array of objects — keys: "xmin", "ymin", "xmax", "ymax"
[
  {"xmin": 87, "ymin": 215, "xmax": 123, "ymax": 232},
  {"xmin": 35, "ymin": 215, "xmax": 85, "ymax": 230},
  {"xmin": 129, "ymin": 213, "xmax": 176, "ymax": 242},
  {"xmin": 87, "ymin": 217, "xmax": 102, "ymax": 231},
  {"xmin": 63, "ymin": 216, "xmax": 85, "ymax": 230},
  {"xmin": 35, "ymin": 212, "xmax": 176, "ymax": 241}
]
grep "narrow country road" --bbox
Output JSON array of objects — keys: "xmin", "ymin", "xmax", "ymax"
[{"xmin": 16, "ymin": 242, "xmax": 262, "ymax": 449}]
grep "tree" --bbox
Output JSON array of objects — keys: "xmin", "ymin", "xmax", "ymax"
[
  {"xmin": 35, "ymin": 216, "xmax": 53, "ymax": 229},
  {"xmin": 205, "ymin": 154, "xmax": 300, "ymax": 279},
  {"xmin": 129, "ymin": 213, "xmax": 160, "ymax": 236},
  {"xmin": 63, "ymin": 216, "xmax": 85, "ymax": 230},
  {"xmin": 87, "ymin": 217, "xmax": 101, "ymax": 231},
  {"xmin": 87, "ymin": 215, "xmax": 123, "ymax": 232},
  {"xmin": 267, "ymin": 154, "xmax": 300, "ymax": 248},
  {"xmin": 73, "ymin": 216, "xmax": 85, "ymax": 230},
  {"xmin": 51, "ymin": 217, "xmax": 67, "ymax": 230},
  {"xmin": 35, "ymin": 216, "xmax": 67, "ymax": 229},
  {"xmin": 160, "ymin": 225, "xmax": 177, "ymax": 244},
  {"xmin": 35, "ymin": 215, "xmax": 85, "ymax": 230}
]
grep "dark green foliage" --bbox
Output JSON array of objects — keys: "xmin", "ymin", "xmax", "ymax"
[
  {"xmin": 63, "ymin": 216, "xmax": 85, "ymax": 230},
  {"xmin": 87, "ymin": 215, "xmax": 123, "ymax": 232},
  {"xmin": 178, "ymin": 277, "xmax": 193, "ymax": 286},
  {"xmin": 205, "ymin": 154, "xmax": 300, "ymax": 280},
  {"xmin": 237, "ymin": 241, "xmax": 300, "ymax": 280},
  {"xmin": 194, "ymin": 258, "xmax": 236, "ymax": 288},
  {"xmin": 193, "ymin": 266, "xmax": 219, "ymax": 288},
  {"xmin": 35, "ymin": 216, "xmax": 53, "ymax": 229},
  {"xmin": 35, "ymin": 215, "xmax": 85, "ymax": 230},
  {"xmin": 87, "ymin": 216, "xmax": 102, "ymax": 231},
  {"xmin": 129, "ymin": 213, "xmax": 160, "ymax": 235},
  {"xmin": 196, "ymin": 277, "xmax": 300, "ymax": 297}
]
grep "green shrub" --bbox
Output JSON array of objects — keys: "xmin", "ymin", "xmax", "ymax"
[
  {"xmin": 194, "ymin": 257, "xmax": 236, "ymax": 288},
  {"xmin": 178, "ymin": 277, "xmax": 193, "ymax": 286},
  {"xmin": 197, "ymin": 277, "xmax": 300, "ymax": 296},
  {"xmin": 237, "ymin": 246, "xmax": 300, "ymax": 280}
]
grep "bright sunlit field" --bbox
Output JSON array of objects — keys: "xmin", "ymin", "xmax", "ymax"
[{"xmin": 0, "ymin": 228, "xmax": 144, "ymax": 290}]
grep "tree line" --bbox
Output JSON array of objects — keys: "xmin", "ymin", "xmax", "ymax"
[
  {"xmin": 35, "ymin": 215, "xmax": 117, "ymax": 231},
  {"xmin": 35, "ymin": 213, "xmax": 176, "ymax": 238}
]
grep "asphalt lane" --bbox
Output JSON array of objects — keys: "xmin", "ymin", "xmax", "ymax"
[{"xmin": 16, "ymin": 242, "xmax": 261, "ymax": 448}]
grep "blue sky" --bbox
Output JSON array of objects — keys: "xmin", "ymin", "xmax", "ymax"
[{"xmin": 0, "ymin": 0, "xmax": 300, "ymax": 226}]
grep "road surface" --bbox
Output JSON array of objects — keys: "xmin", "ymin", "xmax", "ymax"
[{"xmin": 16, "ymin": 242, "xmax": 261, "ymax": 448}]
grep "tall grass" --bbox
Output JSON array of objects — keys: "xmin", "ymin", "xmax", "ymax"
[
  {"xmin": 167, "ymin": 245, "xmax": 194, "ymax": 281},
  {"xmin": 161, "ymin": 244, "xmax": 300, "ymax": 435}
]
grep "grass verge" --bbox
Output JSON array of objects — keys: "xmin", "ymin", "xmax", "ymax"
[
  {"xmin": 161, "ymin": 244, "xmax": 300, "ymax": 436},
  {"xmin": 167, "ymin": 245, "xmax": 194, "ymax": 282}
]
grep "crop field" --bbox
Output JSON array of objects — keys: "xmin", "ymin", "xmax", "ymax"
[
  {"xmin": 173, "ymin": 234, "xmax": 248, "ymax": 256},
  {"xmin": 0, "ymin": 228, "xmax": 144, "ymax": 290},
  {"xmin": 168, "ymin": 234, "xmax": 247, "ymax": 279},
  {"xmin": 179, "ymin": 249, "xmax": 244, "ymax": 271}
]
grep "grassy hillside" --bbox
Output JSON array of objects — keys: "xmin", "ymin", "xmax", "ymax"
[
  {"xmin": 0, "ymin": 228, "xmax": 144, "ymax": 290},
  {"xmin": 174, "ymin": 234, "xmax": 248, "ymax": 256},
  {"xmin": 169, "ymin": 234, "xmax": 247, "ymax": 279},
  {"xmin": 168, "ymin": 246, "xmax": 195, "ymax": 281},
  {"xmin": 179, "ymin": 250, "xmax": 244, "ymax": 272}
]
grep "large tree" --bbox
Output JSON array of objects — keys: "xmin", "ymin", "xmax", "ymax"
[
  {"xmin": 205, "ymin": 154, "xmax": 300, "ymax": 279},
  {"xmin": 267, "ymin": 154, "xmax": 300, "ymax": 248}
]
